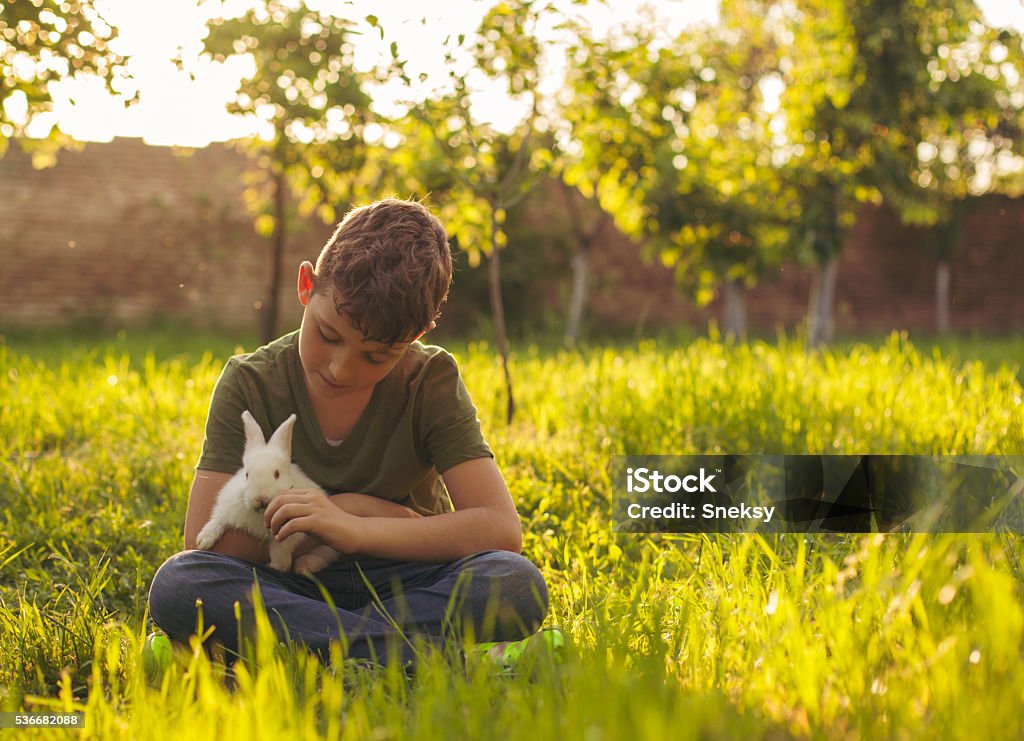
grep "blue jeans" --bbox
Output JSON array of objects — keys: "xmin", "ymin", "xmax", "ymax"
[{"xmin": 148, "ymin": 550, "xmax": 549, "ymax": 665}]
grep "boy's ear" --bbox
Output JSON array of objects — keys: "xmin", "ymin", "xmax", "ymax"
[{"xmin": 297, "ymin": 261, "xmax": 316, "ymax": 306}]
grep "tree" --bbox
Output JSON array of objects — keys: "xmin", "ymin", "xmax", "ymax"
[
  {"xmin": 896, "ymin": 16, "xmax": 1023, "ymax": 333},
  {"xmin": 0, "ymin": 0, "xmax": 124, "ymax": 163},
  {"xmin": 558, "ymin": 20, "xmax": 678, "ymax": 329},
  {"xmin": 560, "ymin": 4, "xmax": 794, "ymax": 338},
  {"xmin": 775, "ymin": 0, "xmax": 879, "ymax": 347},
  {"xmin": 202, "ymin": 1, "xmax": 375, "ymax": 343},
  {"xmin": 778, "ymin": 0, "xmax": 1021, "ymax": 344},
  {"xmin": 654, "ymin": 0, "xmax": 796, "ymax": 338},
  {"xmin": 556, "ymin": 178, "xmax": 609, "ymax": 346},
  {"xmin": 557, "ymin": 22, "xmax": 651, "ymax": 335},
  {"xmin": 388, "ymin": 0, "xmax": 555, "ymax": 423}
]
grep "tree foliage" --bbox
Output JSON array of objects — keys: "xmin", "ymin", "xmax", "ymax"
[
  {"xmin": 556, "ymin": 0, "xmax": 1023, "ymax": 343},
  {"xmin": 387, "ymin": 0, "xmax": 557, "ymax": 422},
  {"xmin": 560, "ymin": 2, "xmax": 794, "ymax": 325},
  {"xmin": 201, "ymin": 0, "xmax": 376, "ymax": 341},
  {"xmin": 390, "ymin": 1, "xmax": 551, "ymax": 263},
  {"xmin": 657, "ymin": 0, "xmax": 795, "ymax": 308},
  {"xmin": 901, "ymin": 12, "xmax": 1024, "ymax": 224},
  {"xmin": 0, "ymin": 0, "xmax": 123, "ymax": 162},
  {"xmin": 776, "ymin": 0, "xmax": 1024, "ymax": 343}
]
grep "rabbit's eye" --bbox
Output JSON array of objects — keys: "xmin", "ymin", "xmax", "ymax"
[
  {"xmin": 245, "ymin": 472, "xmax": 249, "ymax": 479},
  {"xmin": 274, "ymin": 470, "xmax": 280, "ymax": 479}
]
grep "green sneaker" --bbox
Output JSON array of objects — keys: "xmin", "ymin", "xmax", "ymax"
[
  {"xmin": 141, "ymin": 631, "xmax": 174, "ymax": 684},
  {"xmin": 143, "ymin": 630, "xmax": 242, "ymax": 689},
  {"xmin": 471, "ymin": 628, "xmax": 567, "ymax": 677}
]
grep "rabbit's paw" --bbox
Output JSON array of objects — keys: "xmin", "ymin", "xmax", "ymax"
[
  {"xmin": 293, "ymin": 549, "xmax": 336, "ymax": 577},
  {"xmin": 195, "ymin": 524, "xmax": 219, "ymax": 550},
  {"xmin": 267, "ymin": 543, "xmax": 293, "ymax": 572}
]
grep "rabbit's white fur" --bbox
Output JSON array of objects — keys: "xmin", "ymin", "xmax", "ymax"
[{"xmin": 195, "ymin": 410, "xmax": 339, "ymax": 575}]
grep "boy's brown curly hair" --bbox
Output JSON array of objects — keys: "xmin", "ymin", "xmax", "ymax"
[{"xmin": 312, "ymin": 199, "xmax": 453, "ymax": 345}]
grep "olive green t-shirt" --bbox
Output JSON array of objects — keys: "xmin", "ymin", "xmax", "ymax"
[{"xmin": 196, "ymin": 331, "xmax": 492, "ymax": 516}]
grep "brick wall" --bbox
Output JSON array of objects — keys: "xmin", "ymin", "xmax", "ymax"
[
  {"xmin": 528, "ymin": 184, "xmax": 1024, "ymax": 335},
  {"xmin": 0, "ymin": 138, "xmax": 332, "ymax": 333},
  {"xmin": 1, "ymin": 137, "xmax": 1021, "ymax": 335}
]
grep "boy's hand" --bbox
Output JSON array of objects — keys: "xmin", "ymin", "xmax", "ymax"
[{"xmin": 264, "ymin": 489, "xmax": 360, "ymax": 555}]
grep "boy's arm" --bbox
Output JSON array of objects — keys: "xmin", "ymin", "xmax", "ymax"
[
  {"xmin": 328, "ymin": 492, "xmax": 423, "ymax": 519},
  {"xmin": 183, "ymin": 471, "xmax": 421, "ymax": 560},
  {"xmin": 184, "ymin": 470, "xmax": 269, "ymax": 562},
  {"xmin": 265, "ymin": 457, "xmax": 523, "ymax": 561}
]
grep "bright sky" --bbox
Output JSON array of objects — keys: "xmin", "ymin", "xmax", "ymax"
[{"xmin": 9, "ymin": 0, "xmax": 1024, "ymax": 148}]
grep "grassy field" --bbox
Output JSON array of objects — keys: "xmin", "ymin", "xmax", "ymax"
[{"xmin": 1, "ymin": 329, "xmax": 1023, "ymax": 739}]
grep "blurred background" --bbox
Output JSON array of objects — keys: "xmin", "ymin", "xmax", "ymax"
[{"xmin": 1, "ymin": 0, "xmax": 1023, "ymax": 349}]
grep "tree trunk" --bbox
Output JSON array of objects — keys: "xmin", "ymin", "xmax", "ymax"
[
  {"xmin": 721, "ymin": 278, "xmax": 747, "ymax": 339},
  {"xmin": 488, "ymin": 207, "xmax": 515, "ymax": 424},
  {"xmin": 262, "ymin": 165, "xmax": 287, "ymax": 345},
  {"xmin": 935, "ymin": 259, "xmax": 950, "ymax": 335},
  {"xmin": 808, "ymin": 255, "xmax": 838, "ymax": 349},
  {"xmin": 564, "ymin": 250, "xmax": 589, "ymax": 347}
]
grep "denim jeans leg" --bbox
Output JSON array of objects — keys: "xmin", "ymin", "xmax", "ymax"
[
  {"xmin": 148, "ymin": 550, "xmax": 420, "ymax": 664},
  {"xmin": 350, "ymin": 550, "xmax": 550, "ymax": 644},
  {"xmin": 148, "ymin": 549, "xmax": 549, "ymax": 665}
]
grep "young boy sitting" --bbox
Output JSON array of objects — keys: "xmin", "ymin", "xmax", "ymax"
[{"xmin": 147, "ymin": 198, "xmax": 549, "ymax": 667}]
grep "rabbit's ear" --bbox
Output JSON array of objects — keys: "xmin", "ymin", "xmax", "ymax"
[
  {"xmin": 241, "ymin": 410, "xmax": 266, "ymax": 449},
  {"xmin": 268, "ymin": 414, "xmax": 298, "ymax": 453}
]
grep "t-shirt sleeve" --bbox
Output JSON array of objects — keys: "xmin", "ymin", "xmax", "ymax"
[
  {"xmin": 418, "ymin": 351, "xmax": 493, "ymax": 473},
  {"xmin": 196, "ymin": 358, "xmax": 248, "ymax": 474}
]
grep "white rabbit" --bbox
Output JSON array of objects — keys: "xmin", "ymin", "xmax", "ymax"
[{"xmin": 195, "ymin": 410, "xmax": 339, "ymax": 575}]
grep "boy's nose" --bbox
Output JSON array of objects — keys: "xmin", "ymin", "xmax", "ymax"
[{"xmin": 327, "ymin": 357, "xmax": 354, "ymax": 385}]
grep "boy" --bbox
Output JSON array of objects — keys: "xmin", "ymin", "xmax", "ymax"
[{"xmin": 148, "ymin": 199, "xmax": 549, "ymax": 667}]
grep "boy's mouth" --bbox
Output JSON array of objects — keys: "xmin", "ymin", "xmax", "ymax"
[{"xmin": 318, "ymin": 373, "xmax": 348, "ymax": 390}]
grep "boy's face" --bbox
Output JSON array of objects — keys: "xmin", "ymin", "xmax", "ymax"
[{"xmin": 296, "ymin": 262, "xmax": 425, "ymax": 400}]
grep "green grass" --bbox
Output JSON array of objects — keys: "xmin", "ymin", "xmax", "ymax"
[{"xmin": 1, "ymin": 330, "xmax": 1023, "ymax": 738}]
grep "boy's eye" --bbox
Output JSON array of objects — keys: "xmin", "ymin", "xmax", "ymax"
[
  {"xmin": 317, "ymin": 325, "xmax": 384, "ymax": 364},
  {"xmin": 318, "ymin": 328, "xmax": 340, "ymax": 345}
]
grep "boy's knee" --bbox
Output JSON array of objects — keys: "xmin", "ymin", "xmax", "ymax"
[
  {"xmin": 148, "ymin": 550, "xmax": 231, "ymax": 633},
  {"xmin": 470, "ymin": 550, "xmax": 549, "ymax": 630}
]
